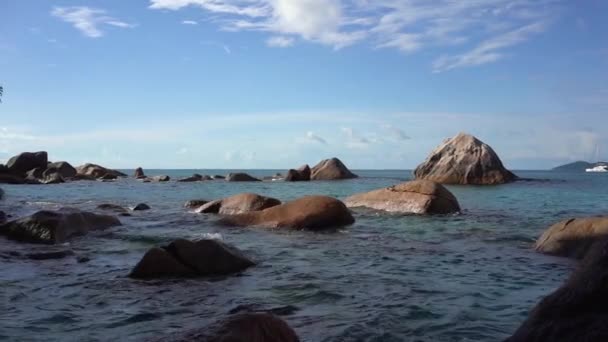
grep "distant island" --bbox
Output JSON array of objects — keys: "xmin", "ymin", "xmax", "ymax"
[{"xmin": 552, "ymin": 161, "xmax": 608, "ymax": 172}]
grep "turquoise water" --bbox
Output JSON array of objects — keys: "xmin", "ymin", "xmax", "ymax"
[{"xmin": 1, "ymin": 170, "xmax": 606, "ymax": 341}]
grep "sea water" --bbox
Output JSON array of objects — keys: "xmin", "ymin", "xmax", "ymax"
[{"xmin": 1, "ymin": 170, "xmax": 606, "ymax": 341}]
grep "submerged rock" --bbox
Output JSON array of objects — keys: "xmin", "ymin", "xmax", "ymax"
[
  {"xmin": 196, "ymin": 193, "xmax": 281, "ymax": 215},
  {"xmin": 184, "ymin": 199, "xmax": 209, "ymax": 209},
  {"xmin": 6, "ymin": 151, "xmax": 48, "ymax": 176},
  {"xmin": 535, "ymin": 217, "xmax": 608, "ymax": 259},
  {"xmin": 97, "ymin": 203, "xmax": 129, "ymax": 213},
  {"xmin": 345, "ymin": 180, "xmax": 461, "ymax": 214},
  {"xmin": 285, "ymin": 164, "xmax": 311, "ymax": 182},
  {"xmin": 149, "ymin": 175, "xmax": 170, "ymax": 182},
  {"xmin": 76, "ymin": 163, "xmax": 127, "ymax": 179},
  {"xmin": 26, "ymin": 250, "xmax": 75, "ymax": 260},
  {"xmin": 226, "ymin": 173, "xmax": 261, "ymax": 182},
  {"xmin": 0, "ymin": 209, "xmax": 121, "ymax": 244},
  {"xmin": 220, "ymin": 195, "xmax": 355, "ymax": 231},
  {"xmin": 129, "ymin": 239, "xmax": 254, "ymax": 279},
  {"xmin": 507, "ymin": 237, "xmax": 608, "ymax": 342},
  {"xmin": 151, "ymin": 313, "xmax": 300, "ymax": 342},
  {"xmin": 133, "ymin": 203, "xmax": 151, "ymax": 211},
  {"xmin": 414, "ymin": 133, "xmax": 517, "ymax": 185},
  {"xmin": 310, "ymin": 158, "xmax": 357, "ymax": 180}
]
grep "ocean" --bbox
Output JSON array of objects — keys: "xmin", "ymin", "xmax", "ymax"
[{"xmin": 1, "ymin": 169, "xmax": 606, "ymax": 341}]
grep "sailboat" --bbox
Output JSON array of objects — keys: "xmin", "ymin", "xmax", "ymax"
[{"xmin": 586, "ymin": 145, "xmax": 608, "ymax": 172}]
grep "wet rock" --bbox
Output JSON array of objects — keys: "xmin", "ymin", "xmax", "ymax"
[
  {"xmin": 285, "ymin": 164, "xmax": 311, "ymax": 182},
  {"xmin": 228, "ymin": 304, "xmax": 299, "ymax": 316},
  {"xmin": 0, "ymin": 208, "xmax": 121, "ymax": 244},
  {"xmin": 26, "ymin": 250, "xmax": 75, "ymax": 260},
  {"xmin": 6, "ymin": 151, "xmax": 48, "ymax": 176},
  {"xmin": 99, "ymin": 174, "xmax": 117, "ymax": 181},
  {"xmin": 44, "ymin": 161, "xmax": 77, "ymax": 179},
  {"xmin": 129, "ymin": 239, "xmax": 254, "ymax": 279},
  {"xmin": 134, "ymin": 167, "xmax": 146, "ymax": 179},
  {"xmin": 414, "ymin": 132, "xmax": 517, "ymax": 185},
  {"xmin": 196, "ymin": 193, "xmax": 281, "ymax": 215},
  {"xmin": 76, "ymin": 163, "xmax": 126, "ymax": 179},
  {"xmin": 25, "ymin": 167, "xmax": 44, "ymax": 179},
  {"xmin": 71, "ymin": 174, "xmax": 97, "ymax": 181},
  {"xmin": 149, "ymin": 175, "xmax": 170, "ymax": 182},
  {"xmin": 220, "ymin": 195, "xmax": 355, "ymax": 231},
  {"xmin": 213, "ymin": 175, "xmax": 225, "ymax": 180},
  {"xmin": 311, "ymin": 158, "xmax": 357, "ymax": 180},
  {"xmin": 507, "ymin": 237, "xmax": 608, "ymax": 342},
  {"xmin": 0, "ymin": 210, "xmax": 6, "ymax": 224},
  {"xmin": 184, "ymin": 199, "xmax": 209, "ymax": 209},
  {"xmin": 535, "ymin": 217, "xmax": 608, "ymax": 259},
  {"xmin": 226, "ymin": 173, "xmax": 261, "ymax": 182},
  {"xmin": 97, "ymin": 203, "xmax": 129, "ymax": 213},
  {"xmin": 0, "ymin": 188, "xmax": 3, "ymax": 200},
  {"xmin": 133, "ymin": 203, "xmax": 151, "ymax": 211},
  {"xmin": 41, "ymin": 173, "xmax": 65, "ymax": 184},
  {"xmin": 345, "ymin": 180, "xmax": 461, "ymax": 214},
  {"xmin": 177, "ymin": 174, "xmax": 203, "ymax": 182}
]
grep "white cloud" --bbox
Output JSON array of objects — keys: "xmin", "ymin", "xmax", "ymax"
[
  {"xmin": 266, "ymin": 36, "xmax": 294, "ymax": 48},
  {"xmin": 149, "ymin": 0, "xmax": 559, "ymax": 70},
  {"xmin": 182, "ymin": 20, "xmax": 198, "ymax": 25},
  {"xmin": 52, "ymin": 6, "xmax": 134, "ymax": 38},
  {"xmin": 306, "ymin": 131, "xmax": 327, "ymax": 145}
]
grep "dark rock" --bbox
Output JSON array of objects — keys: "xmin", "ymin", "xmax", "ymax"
[
  {"xmin": 99, "ymin": 173, "xmax": 117, "ymax": 180},
  {"xmin": 129, "ymin": 239, "xmax": 254, "ymax": 279},
  {"xmin": 71, "ymin": 174, "xmax": 96, "ymax": 181},
  {"xmin": 177, "ymin": 174, "xmax": 202, "ymax": 182},
  {"xmin": 133, "ymin": 203, "xmax": 151, "ymax": 211},
  {"xmin": 0, "ymin": 211, "xmax": 6, "ymax": 224},
  {"xmin": 226, "ymin": 173, "xmax": 261, "ymax": 182},
  {"xmin": 6, "ymin": 151, "xmax": 48, "ymax": 175},
  {"xmin": 220, "ymin": 196, "xmax": 355, "ymax": 231},
  {"xmin": 184, "ymin": 199, "xmax": 209, "ymax": 209},
  {"xmin": 44, "ymin": 161, "xmax": 77, "ymax": 179},
  {"xmin": 414, "ymin": 133, "xmax": 517, "ymax": 185},
  {"xmin": 535, "ymin": 217, "xmax": 608, "ymax": 259},
  {"xmin": 134, "ymin": 167, "xmax": 146, "ymax": 179},
  {"xmin": 310, "ymin": 158, "xmax": 357, "ymax": 180},
  {"xmin": 285, "ymin": 164, "xmax": 311, "ymax": 182},
  {"xmin": 345, "ymin": 180, "xmax": 461, "ymax": 214},
  {"xmin": 151, "ymin": 313, "xmax": 300, "ymax": 342},
  {"xmin": 77, "ymin": 256, "xmax": 91, "ymax": 263},
  {"xmin": 507, "ymin": 237, "xmax": 608, "ymax": 342},
  {"xmin": 0, "ymin": 188, "xmax": 3, "ymax": 200},
  {"xmin": 0, "ymin": 173, "xmax": 26, "ymax": 184},
  {"xmin": 196, "ymin": 193, "xmax": 281, "ymax": 215},
  {"xmin": 213, "ymin": 175, "xmax": 225, "ymax": 180},
  {"xmin": 0, "ymin": 209, "xmax": 121, "ymax": 244}
]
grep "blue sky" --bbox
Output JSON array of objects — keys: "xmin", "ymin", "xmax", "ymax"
[{"xmin": 0, "ymin": 0, "xmax": 607, "ymax": 169}]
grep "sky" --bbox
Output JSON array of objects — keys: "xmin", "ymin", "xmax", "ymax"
[{"xmin": 0, "ymin": 0, "xmax": 607, "ymax": 169}]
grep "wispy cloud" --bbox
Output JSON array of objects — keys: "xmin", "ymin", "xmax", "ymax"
[
  {"xmin": 342, "ymin": 127, "xmax": 371, "ymax": 149},
  {"xmin": 266, "ymin": 36, "xmax": 294, "ymax": 48},
  {"xmin": 432, "ymin": 21, "xmax": 549, "ymax": 72},
  {"xmin": 382, "ymin": 124, "xmax": 410, "ymax": 141},
  {"xmin": 201, "ymin": 40, "xmax": 232, "ymax": 54},
  {"xmin": 306, "ymin": 131, "xmax": 328, "ymax": 145},
  {"xmin": 182, "ymin": 20, "xmax": 198, "ymax": 25},
  {"xmin": 52, "ymin": 6, "xmax": 134, "ymax": 38},
  {"xmin": 149, "ymin": 0, "xmax": 560, "ymax": 70}
]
